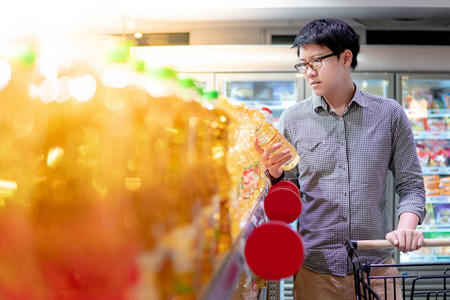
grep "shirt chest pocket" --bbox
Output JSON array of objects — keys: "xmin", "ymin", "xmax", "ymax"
[{"xmin": 296, "ymin": 138, "xmax": 338, "ymax": 174}]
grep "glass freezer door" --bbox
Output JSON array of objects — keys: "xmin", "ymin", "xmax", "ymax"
[
  {"xmin": 397, "ymin": 73, "xmax": 450, "ymax": 263},
  {"xmin": 304, "ymin": 72, "xmax": 394, "ymax": 99},
  {"xmin": 215, "ymin": 72, "xmax": 303, "ymax": 124}
]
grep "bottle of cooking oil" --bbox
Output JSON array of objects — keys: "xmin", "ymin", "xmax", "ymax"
[{"xmin": 247, "ymin": 109, "xmax": 300, "ymax": 171}]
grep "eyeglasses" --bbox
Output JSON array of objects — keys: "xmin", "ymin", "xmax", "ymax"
[{"xmin": 294, "ymin": 53, "xmax": 337, "ymax": 74}]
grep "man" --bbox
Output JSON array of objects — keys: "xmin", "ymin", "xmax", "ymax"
[{"xmin": 254, "ymin": 18, "xmax": 426, "ymax": 299}]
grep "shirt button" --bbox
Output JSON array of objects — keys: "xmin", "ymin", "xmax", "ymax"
[
  {"xmin": 343, "ymin": 191, "xmax": 346, "ymax": 196},
  {"xmin": 340, "ymin": 140, "xmax": 344, "ymax": 146},
  {"xmin": 343, "ymin": 216, "xmax": 347, "ymax": 221}
]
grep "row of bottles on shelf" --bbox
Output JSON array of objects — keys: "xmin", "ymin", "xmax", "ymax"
[
  {"xmin": 232, "ymin": 267, "xmax": 267, "ymax": 300},
  {"xmin": 0, "ymin": 38, "xmax": 286, "ymax": 300}
]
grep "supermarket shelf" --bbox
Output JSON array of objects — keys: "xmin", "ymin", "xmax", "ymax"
[
  {"xmin": 228, "ymin": 99, "xmax": 297, "ymax": 110},
  {"xmin": 421, "ymin": 166, "xmax": 450, "ymax": 175},
  {"xmin": 426, "ymin": 196, "xmax": 450, "ymax": 203},
  {"xmin": 413, "ymin": 131, "xmax": 450, "ymax": 139},
  {"xmin": 406, "ymin": 109, "xmax": 450, "ymax": 118},
  {"xmin": 400, "ymin": 255, "xmax": 450, "ymax": 263},
  {"xmin": 418, "ymin": 227, "xmax": 450, "ymax": 232},
  {"xmin": 198, "ymin": 187, "xmax": 269, "ymax": 300}
]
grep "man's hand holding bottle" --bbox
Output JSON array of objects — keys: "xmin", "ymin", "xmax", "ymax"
[{"xmin": 254, "ymin": 138, "xmax": 292, "ymax": 180}]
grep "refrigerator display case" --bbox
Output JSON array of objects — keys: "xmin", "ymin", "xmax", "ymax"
[
  {"xmin": 215, "ymin": 72, "xmax": 303, "ymax": 124},
  {"xmin": 352, "ymin": 72, "xmax": 394, "ymax": 99},
  {"xmin": 304, "ymin": 72, "xmax": 394, "ymax": 99},
  {"xmin": 397, "ymin": 73, "xmax": 450, "ymax": 263}
]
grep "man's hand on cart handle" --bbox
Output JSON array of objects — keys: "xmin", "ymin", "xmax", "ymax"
[
  {"xmin": 351, "ymin": 238, "xmax": 450, "ymax": 250},
  {"xmin": 386, "ymin": 212, "xmax": 424, "ymax": 253},
  {"xmin": 386, "ymin": 228, "xmax": 424, "ymax": 253}
]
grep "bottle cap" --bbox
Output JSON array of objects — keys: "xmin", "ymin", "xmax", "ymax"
[
  {"xmin": 104, "ymin": 39, "xmax": 135, "ymax": 64},
  {"xmin": 178, "ymin": 78, "xmax": 196, "ymax": 89},
  {"xmin": 203, "ymin": 90, "xmax": 218, "ymax": 100},
  {"xmin": 6, "ymin": 44, "xmax": 37, "ymax": 67},
  {"xmin": 262, "ymin": 107, "xmax": 272, "ymax": 114},
  {"xmin": 148, "ymin": 67, "xmax": 177, "ymax": 80},
  {"xmin": 196, "ymin": 86, "xmax": 204, "ymax": 96},
  {"xmin": 128, "ymin": 59, "xmax": 146, "ymax": 72}
]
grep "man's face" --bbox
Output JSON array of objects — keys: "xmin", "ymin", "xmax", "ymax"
[{"xmin": 299, "ymin": 44, "xmax": 345, "ymax": 97}]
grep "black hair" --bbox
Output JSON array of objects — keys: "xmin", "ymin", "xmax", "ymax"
[{"xmin": 292, "ymin": 18, "xmax": 360, "ymax": 70}]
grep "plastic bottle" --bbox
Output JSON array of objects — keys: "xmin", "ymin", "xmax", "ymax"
[
  {"xmin": 146, "ymin": 67, "xmax": 179, "ymax": 98},
  {"xmin": 178, "ymin": 77, "xmax": 200, "ymax": 102},
  {"xmin": 201, "ymin": 89, "xmax": 219, "ymax": 109},
  {"xmin": 247, "ymin": 109, "xmax": 300, "ymax": 171}
]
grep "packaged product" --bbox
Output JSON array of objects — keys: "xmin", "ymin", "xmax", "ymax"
[
  {"xmin": 425, "ymin": 182, "xmax": 440, "ymax": 190},
  {"xmin": 409, "ymin": 118, "xmax": 426, "ymax": 131},
  {"xmin": 427, "ymin": 118, "xmax": 446, "ymax": 131},
  {"xmin": 440, "ymin": 188, "xmax": 450, "ymax": 196},
  {"xmin": 404, "ymin": 94, "xmax": 413, "ymax": 109},
  {"xmin": 441, "ymin": 93, "xmax": 450, "ymax": 107},
  {"xmin": 411, "ymin": 88, "xmax": 433, "ymax": 109},
  {"xmin": 425, "ymin": 174, "xmax": 440, "ymax": 196},
  {"xmin": 426, "ymin": 181, "xmax": 440, "ymax": 188},
  {"xmin": 425, "ymin": 188, "xmax": 440, "ymax": 197},
  {"xmin": 430, "ymin": 98, "xmax": 446, "ymax": 109},
  {"xmin": 431, "ymin": 233, "xmax": 450, "ymax": 256},
  {"xmin": 439, "ymin": 176, "xmax": 450, "ymax": 188},
  {"xmin": 435, "ymin": 247, "xmax": 450, "ymax": 256},
  {"xmin": 444, "ymin": 117, "xmax": 450, "ymax": 128},
  {"xmin": 416, "ymin": 246, "xmax": 435, "ymax": 256},
  {"xmin": 429, "ymin": 149, "xmax": 449, "ymax": 167},
  {"xmin": 422, "ymin": 203, "xmax": 435, "ymax": 226},
  {"xmin": 408, "ymin": 98, "xmax": 428, "ymax": 112},
  {"xmin": 434, "ymin": 203, "xmax": 450, "ymax": 225},
  {"xmin": 424, "ymin": 175, "xmax": 440, "ymax": 183},
  {"xmin": 417, "ymin": 150, "xmax": 430, "ymax": 167}
]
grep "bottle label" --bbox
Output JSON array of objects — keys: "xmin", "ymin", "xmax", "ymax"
[{"xmin": 243, "ymin": 166, "xmax": 254, "ymax": 186}]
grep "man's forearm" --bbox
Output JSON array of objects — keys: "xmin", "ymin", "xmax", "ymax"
[{"xmin": 397, "ymin": 212, "xmax": 420, "ymax": 230}]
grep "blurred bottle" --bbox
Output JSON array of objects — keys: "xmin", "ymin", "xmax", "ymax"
[
  {"xmin": 247, "ymin": 109, "xmax": 299, "ymax": 171},
  {"xmin": 178, "ymin": 77, "xmax": 200, "ymax": 102},
  {"xmin": 259, "ymin": 108, "xmax": 273, "ymax": 188},
  {"xmin": 215, "ymin": 97, "xmax": 243, "ymax": 240},
  {"xmin": 245, "ymin": 108, "xmax": 261, "ymax": 204},
  {"xmin": 146, "ymin": 67, "xmax": 179, "ymax": 98},
  {"xmin": 234, "ymin": 105, "xmax": 255, "ymax": 222},
  {"xmin": 202, "ymin": 90, "xmax": 219, "ymax": 108}
]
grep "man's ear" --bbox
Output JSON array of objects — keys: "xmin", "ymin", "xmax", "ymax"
[{"xmin": 342, "ymin": 49, "xmax": 353, "ymax": 67}]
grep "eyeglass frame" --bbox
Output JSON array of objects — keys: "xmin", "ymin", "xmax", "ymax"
[{"xmin": 294, "ymin": 53, "xmax": 338, "ymax": 74}]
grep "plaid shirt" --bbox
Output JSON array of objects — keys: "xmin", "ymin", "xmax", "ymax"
[{"xmin": 278, "ymin": 84, "xmax": 426, "ymax": 276}]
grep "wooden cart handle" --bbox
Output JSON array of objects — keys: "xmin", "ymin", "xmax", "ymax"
[{"xmin": 352, "ymin": 238, "xmax": 450, "ymax": 249}]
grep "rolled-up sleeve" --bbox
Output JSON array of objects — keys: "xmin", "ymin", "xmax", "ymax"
[{"xmin": 390, "ymin": 105, "xmax": 426, "ymax": 224}]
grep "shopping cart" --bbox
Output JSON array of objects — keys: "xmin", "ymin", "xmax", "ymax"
[{"xmin": 345, "ymin": 238, "xmax": 450, "ymax": 300}]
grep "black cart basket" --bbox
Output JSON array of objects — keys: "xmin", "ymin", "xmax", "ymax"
[{"xmin": 345, "ymin": 239, "xmax": 450, "ymax": 300}]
